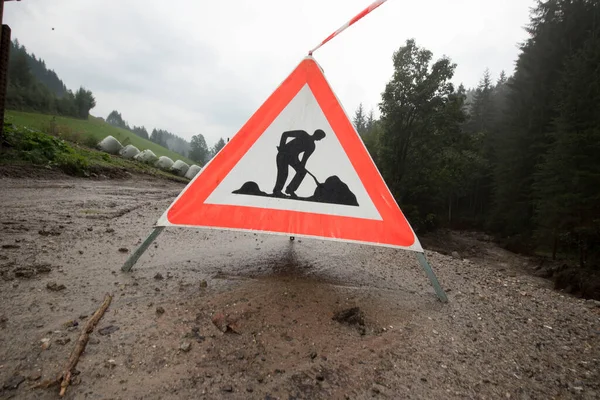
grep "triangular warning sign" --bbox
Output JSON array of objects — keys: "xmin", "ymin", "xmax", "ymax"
[{"xmin": 156, "ymin": 56, "xmax": 423, "ymax": 252}]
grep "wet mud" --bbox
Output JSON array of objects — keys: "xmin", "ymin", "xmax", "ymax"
[{"xmin": 0, "ymin": 175, "xmax": 598, "ymax": 399}]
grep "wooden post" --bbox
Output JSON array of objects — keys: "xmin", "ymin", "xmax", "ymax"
[
  {"xmin": 0, "ymin": 0, "xmax": 9, "ymax": 147},
  {"xmin": 121, "ymin": 227, "xmax": 164, "ymax": 272},
  {"xmin": 416, "ymin": 252, "xmax": 448, "ymax": 303}
]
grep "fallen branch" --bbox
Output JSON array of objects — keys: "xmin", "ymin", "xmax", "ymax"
[
  {"xmin": 59, "ymin": 292, "xmax": 113, "ymax": 396},
  {"xmin": 33, "ymin": 293, "xmax": 114, "ymax": 394},
  {"xmin": 32, "ymin": 293, "xmax": 113, "ymax": 395}
]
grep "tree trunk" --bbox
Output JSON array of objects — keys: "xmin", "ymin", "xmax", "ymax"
[
  {"xmin": 579, "ymin": 237, "xmax": 585, "ymax": 269},
  {"xmin": 552, "ymin": 231, "xmax": 558, "ymax": 261},
  {"xmin": 448, "ymin": 194, "xmax": 452, "ymax": 226}
]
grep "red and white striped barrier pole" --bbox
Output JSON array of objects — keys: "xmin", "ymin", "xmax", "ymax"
[{"xmin": 308, "ymin": 0, "xmax": 389, "ymax": 56}]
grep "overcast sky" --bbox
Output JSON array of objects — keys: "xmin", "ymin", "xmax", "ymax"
[{"xmin": 4, "ymin": 0, "xmax": 534, "ymax": 147}]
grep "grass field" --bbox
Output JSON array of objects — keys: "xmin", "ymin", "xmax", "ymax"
[
  {"xmin": 0, "ymin": 122, "xmax": 190, "ymax": 183},
  {"xmin": 5, "ymin": 110, "xmax": 196, "ymax": 165}
]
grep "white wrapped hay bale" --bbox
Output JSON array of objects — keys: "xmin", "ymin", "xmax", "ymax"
[
  {"xmin": 119, "ymin": 144, "xmax": 140, "ymax": 159},
  {"xmin": 97, "ymin": 135, "xmax": 123, "ymax": 155},
  {"xmin": 134, "ymin": 149, "xmax": 158, "ymax": 164},
  {"xmin": 155, "ymin": 156, "xmax": 174, "ymax": 171},
  {"xmin": 185, "ymin": 165, "xmax": 202, "ymax": 180},
  {"xmin": 171, "ymin": 160, "xmax": 190, "ymax": 177}
]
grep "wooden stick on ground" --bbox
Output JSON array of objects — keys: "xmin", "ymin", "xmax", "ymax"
[{"xmin": 58, "ymin": 293, "xmax": 113, "ymax": 397}]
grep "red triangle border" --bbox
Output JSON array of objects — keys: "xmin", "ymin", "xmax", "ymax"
[{"xmin": 158, "ymin": 57, "xmax": 421, "ymax": 251}]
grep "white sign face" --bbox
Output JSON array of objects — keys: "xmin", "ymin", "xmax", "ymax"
[{"xmin": 204, "ymin": 84, "xmax": 382, "ymax": 221}]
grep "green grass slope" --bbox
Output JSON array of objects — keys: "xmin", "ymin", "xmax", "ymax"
[
  {"xmin": 5, "ymin": 110, "xmax": 195, "ymax": 165},
  {"xmin": 1, "ymin": 122, "xmax": 189, "ymax": 183}
]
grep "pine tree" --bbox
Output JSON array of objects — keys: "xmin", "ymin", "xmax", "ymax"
[
  {"xmin": 189, "ymin": 134, "xmax": 210, "ymax": 165},
  {"xmin": 211, "ymin": 137, "xmax": 226, "ymax": 157},
  {"xmin": 352, "ymin": 103, "xmax": 367, "ymax": 136}
]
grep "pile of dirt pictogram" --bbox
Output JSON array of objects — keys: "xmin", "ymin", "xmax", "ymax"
[{"xmin": 232, "ymin": 175, "xmax": 358, "ymax": 207}]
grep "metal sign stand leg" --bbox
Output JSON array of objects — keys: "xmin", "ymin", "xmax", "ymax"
[
  {"xmin": 415, "ymin": 252, "xmax": 448, "ymax": 303},
  {"xmin": 121, "ymin": 227, "xmax": 165, "ymax": 272}
]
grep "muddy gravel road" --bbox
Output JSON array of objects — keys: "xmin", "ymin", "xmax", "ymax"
[{"xmin": 0, "ymin": 175, "xmax": 599, "ymax": 400}]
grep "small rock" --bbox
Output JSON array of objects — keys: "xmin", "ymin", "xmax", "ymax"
[
  {"xmin": 118, "ymin": 247, "xmax": 129, "ymax": 253},
  {"xmin": 199, "ymin": 280, "xmax": 208, "ymax": 288},
  {"xmin": 316, "ymin": 374, "xmax": 325, "ymax": 382},
  {"xmin": 46, "ymin": 281, "xmax": 66, "ymax": 291},
  {"xmin": 246, "ymin": 386, "xmax": 254, "ymax": 393},
  {"xmin": 98, "ymin": 325, "xmax": 120, "ymax": 335},
  {"xmin": 78, "ymin": 250, "xmax": 84, "ymax": 255},
  {"xmin": 3, "ymin": 375, "xmax": 25, "ymax": 390},
  {"xmin": 154, "ymin": 273, "xmax": 164, "ymax": 280},
  {"xmin": 89, "ymin": 337, "xmax": 100, "ymax": 345},
  {"xmin": 156, "ymin": 306, "xmax": 165, "ymax": 315},
  {"xmin": 452, "ymin": 251, "xmax": 461, "ymax": 259},
  {"xmin": 39, "ymin": 229, "xmax": 61, "ymax": 236},
  {"xmin": 40, "ymin": 338, "xmax": 51, "ymax": 350},
  {"xmin": 63, "ymin": 320, "xmax": 79, "ymax": 329},
  {"xmin": 14, "ymin": 267, "xmax": 35, "ymax": 279},
  {"xmin": 2, "ymin": 244, "xmax": 20, "ymax": 249},
  {"xmin": 186, "ymin": 326, "xmax": 205, "ymax": 342},
  {"xmin": 27, "ymin": 372, "xmax": 42, "ymax": 382},
  {"xmin": 212, "ymin": 313, "xmax": 227, "ymax": 332},
  {"xmin": 106, "ymin": 228, "xmax": 115, "ymax": 233},
  {"xmin": 180, "ymin": 341, "xmax": 192, "ymax": 352},
  {"xmin": 372, "ymin": 384, "xmax": 386, "ymax": 395},
  {"xmin": 310, "ymin": 351, "xmax": 317, "ymax": 360},
  {"xmin": 87, "ymin": 227, "xmax": 93, "ymax": 232},
  {"xmin": 105, "ymin": 359, "xmax": 117, "ymax": 369},
  {"xmin": 56, "ymin": 338, "xmax": 71, "ymax": 345},
  {"xmin": 211, "ymin": 312, "xmax": 239, "ymax": 333},
  {"xmin": 585, "ymin": 299, "xmax": 600, "ymax": 308},
  {"xmin": 221, "ymin": 385, "xmax": 233, "ymax": 392},
  {"xmin": 35, "ymin": 264, "xmax": 52, "ymax": 274}
]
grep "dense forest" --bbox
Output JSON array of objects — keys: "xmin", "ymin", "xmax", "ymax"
[
  {"xmin": 354, "ymin": 0, "xmax": 600, "ymax": 275},
  {"xmin": 6, "ymin": 39, "xmax": 96, "ymax": 119}
]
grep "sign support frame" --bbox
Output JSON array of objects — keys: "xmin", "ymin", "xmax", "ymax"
[
  {"xmin": 121, "ymin": 227, "xmax": 164, "ymax": 273},
  {"xmin": 416, "ymin": 252, "xmax": 448, "ymax": 302},
  {"xmin": 120, "ymin": 228, "xmax": 449, "ymax": 303}
]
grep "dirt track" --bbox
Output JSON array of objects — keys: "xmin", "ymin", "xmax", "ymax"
[{"xmin": 0, "ymin": 175, "xmax": 599, "ymax": 400}]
